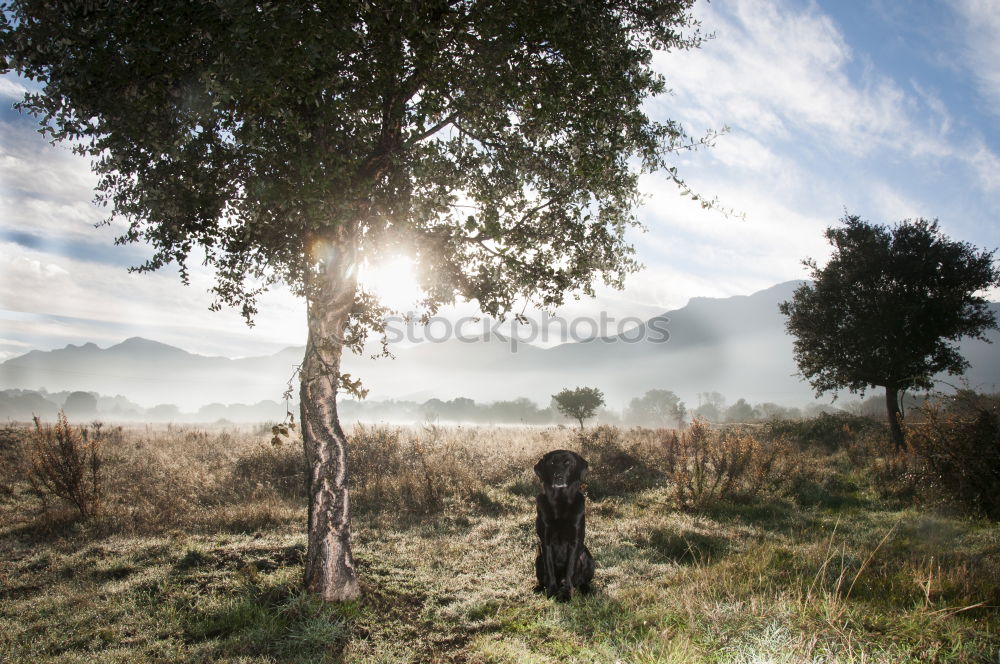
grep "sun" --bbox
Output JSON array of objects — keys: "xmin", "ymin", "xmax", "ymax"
[{"xmin": 358, "ymin": 256, "xmax": 423, "ymax": 311}]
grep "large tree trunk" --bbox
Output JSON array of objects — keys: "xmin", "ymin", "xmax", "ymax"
[
  {"xmin": 300, "ymin": 232, "xmax": 361, "ymax": 602},
  {"xmin": 884, "ymin": 384, "xmax": 905, "ymax": 451}
]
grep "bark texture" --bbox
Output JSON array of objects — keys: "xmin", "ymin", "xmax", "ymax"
[
  {"xmin": 885, "ymin": 384, "xmax": 906, "ymax": 451},
  {"xmin": 300, "ymin": 231, "xmax": 361, "ymax": 602}
]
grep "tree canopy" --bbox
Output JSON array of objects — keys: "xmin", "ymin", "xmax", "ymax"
[
  {"xmin": 779, "ymin": 214, "xmax": 1000, "ymax": 448},
  {"xmin": 1, "ymin": 0, "xmax": 707, "ymax": 328}
]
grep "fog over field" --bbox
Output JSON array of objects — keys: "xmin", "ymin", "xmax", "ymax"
[{"xmin": 2, "ymin": 280, "xmax": 998, "ymax": 422}]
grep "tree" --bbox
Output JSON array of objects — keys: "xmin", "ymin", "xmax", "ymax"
[
  {"xmin": 693, "ymin": 391, "xmax": 726, "ymax": 422},
  {"xmin": 553, "ymin": 387, "xmax": 605, "ymax": 429},
  {"xmin": 723, "ymin": 397, "xmax": 754, "ymax": 423},
  {"xmin": 627, "ymin": 389, "xmax": 683, "ymax": 427},
  {"xmin": 780, "ymin": 215, "xmax": 1000, "ymax": 450},
  {"xmin": 63, "ymin": 391, "xmax": 98, "ymax": 418},
  {"xmin": 2, "ymin": 0, "xmax": 706, "ymax": 601}
]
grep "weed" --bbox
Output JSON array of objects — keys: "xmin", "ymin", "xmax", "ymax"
[{"xmin": 24, "ymin": 412, "xmax": 103, "ymax": 519}]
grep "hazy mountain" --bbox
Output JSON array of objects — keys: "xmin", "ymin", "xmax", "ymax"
[{"xmin": 2, "ymin": 281, "xmax": 998, "ymax": 411}]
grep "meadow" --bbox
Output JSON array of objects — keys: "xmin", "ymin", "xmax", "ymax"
[{"xmin": 1, "ymin": 412, "xmax": 998, "ymax": 663}]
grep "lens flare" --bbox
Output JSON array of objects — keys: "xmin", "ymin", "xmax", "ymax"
[{"xmin": 358, "ymin": 256, "xmax": 422, "ymax": 311}]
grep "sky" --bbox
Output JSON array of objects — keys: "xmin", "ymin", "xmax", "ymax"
[{"xmin": 1, "ymin": 0, "xmax": 999, "ymax": 362}]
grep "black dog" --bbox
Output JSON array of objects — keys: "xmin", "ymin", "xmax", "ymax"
[{"xmin": 533, "ymin": 449, "xmax": 595, "ymax": 601}]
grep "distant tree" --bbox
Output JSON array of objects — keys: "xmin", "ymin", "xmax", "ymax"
[
  {"xmin": 421, "ymin": 398, "xmax": 446, "ymax": 422},
  {"xmin": 724, "ymin": 398, "xmax": 755, "ymax": 423},
  {"xmin": 63, "ymin": 391, "xmax": 97, "ymax": 417},
  {"xmin": 146, "ymin": 404, "xmax": 181, "ymax": 421},
  {"xmin": 446, "ymin": 397, "xmax": 477, "ymax": 422},
  {"xmin": 693, "ymin": 391, "xmax": 726, "ymax": 422},
  {"xmin": 756, "ymin": 402, "xmax": 802, "ymax": 420},
  {"xmin": 2, "ymin": 0, "xmax": 708, "ymax": 601},
  {"xmin": 486, "ymin": 397, "xmax": 541, "ymax": 423},
  {"xmin": 780, "ymin": 215, "xmax": 1000, "ymax": 449},
  {"xmin": 627, "ymin": 389, "xmax": 683, "ymax": 427},
  {"xmin": 0, "ymin": 389, "xmax": 58, "ymax": 420},
  {"xmin": 553, "ymin": 387, "xmax": 605, "ymax": 429}
]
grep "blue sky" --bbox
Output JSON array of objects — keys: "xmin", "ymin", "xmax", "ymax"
[{"xmin": 1, "ymin": 0, "xmax": 998, "ymax": 361}]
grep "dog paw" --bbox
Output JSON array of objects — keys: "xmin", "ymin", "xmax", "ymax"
[
  {"xmin": 545, "ymin": 584, "xmax": 559, "ymax": 598},
  {"xmin": 555, "ymin": 585, "xmax": 572, "ymax": 602}
]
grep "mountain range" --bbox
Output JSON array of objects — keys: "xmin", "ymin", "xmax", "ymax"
[{"xmin": 2, "ymin": 281, "xmax": 998, "ymax": 411}]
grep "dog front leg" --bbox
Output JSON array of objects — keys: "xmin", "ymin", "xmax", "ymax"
[
  {"xmin": 557, "ymin": 541, "xmax": 578, "ymax": 602},
  {"xmin": 543, "ymin": 541, "xmax": 559, "ymax": 597}
]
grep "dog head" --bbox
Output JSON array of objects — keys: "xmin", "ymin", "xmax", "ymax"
[{"xmin": 534, "ymin": 449, "xmax": 588, "ymax": 490}]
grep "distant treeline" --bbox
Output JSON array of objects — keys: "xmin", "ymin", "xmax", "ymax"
[
  {"xmin": 0, "ymin": 389, "xmax": 287, "ymax": 423},
  {"xmin": 347, "ymin": 392, "xmax": 837, "ymax": 426},
  {"xmin": 2, "ymin": 387, "xmax": 902, "ymax": 425}
]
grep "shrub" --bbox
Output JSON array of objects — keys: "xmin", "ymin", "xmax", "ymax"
[
  {"xmin": 574, "ymin": 425, "xmax": 664, "ymax": 498},
  {"xmin": 25, "ymin": 412, "xmax": 103, "ymax": 519},
  {"xmin": 666, "ymin": 420, "xmax": 789, "ymax": 509},
  {"xmin": 907, "ymin": 402, "xmax": 1000, "ymax": 518},
  {"xmin": 350, "ymin": 424, "xmax": 487, "ymax": 516},
  {"xmin": 231, "ymin": 444, "xmax": 307, "ymax": 500},
  {"xmin": 764, "ymin": 412, "xmax": 886, "ymax": 450}
]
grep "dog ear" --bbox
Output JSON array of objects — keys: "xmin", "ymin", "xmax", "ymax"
[
  {"xmin": 578, "ymin": 456, "xmax": 589, "ymax": 480},
  {"xmin": 534, "ymin": 459, "xmax": 545, "ymax": 482}
]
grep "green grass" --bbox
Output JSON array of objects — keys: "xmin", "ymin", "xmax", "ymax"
[{"xmin": 1, "ymin": 422, "xmax": 998, "ymax": 663}]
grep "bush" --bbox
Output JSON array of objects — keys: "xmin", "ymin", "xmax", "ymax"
[
  {"xmin": 25, "ymin": 412, "xmax": 103, "ymax": 519},
  {"xmin": 764, "ymin": 412, "xmax": 886, "ymax": 450},
  {"xmin": 231, "ymin": 444, "xmax": 307, "ymax": 500},
  {"xmin": 349, "ymin": 424, "xmax": 489, "ymax": 516},
  {"xmin": 907, "ymin": 401, "xmax": 1000, "ymax": 518},
  {"xmin": 665, "ymin": 420, "xmax": 790, "ymax": 509},
  {"xmin": 574, "ymin": 425, "xmax": 664, "ymax": 498}
]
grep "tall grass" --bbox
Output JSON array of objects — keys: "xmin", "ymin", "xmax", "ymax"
[{"xmin": 1, "ymin": 414, "xmax": 998, "ymax": 663}]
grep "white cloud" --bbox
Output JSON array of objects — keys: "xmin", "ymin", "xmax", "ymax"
[
  {"xmin": 660, "ymin": 0, "xmax": 904, "ymax": 154},
  {"xmin": 968, "ymin": 140, "xmax": 1000, "ymax": 192},
  {"xmin": 867, "ymin": 182, "xmax": 930, "ymax": 223},
  {"xmin": 954, "ymin": 0, "xmax": 1000, "ymax": 113},
  {"xmin": 0, "ymin": 119, "xmax": 111, "ymax": 240},
  {"xmin": 0, "ymin": 77, "xmax": 28, "ymax": 100},
  {"xmin": 656, "ymin": 0, "xmax": 999, "ymax": 191},
  {"xmin": 0, "ymin": 241, "xmax": 306, "ymax": 357}
]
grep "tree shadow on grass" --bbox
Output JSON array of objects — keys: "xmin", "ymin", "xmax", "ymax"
[
  {"xmin": 634, "ymin": 527, "xmax": 731, "ymax": 565},
  {"xmin": 529, "ymin": 590, "xmax": 687, "ymax": 661},
  {"xmin": 593, "ymin": 526, "xmax": 732, "ymax": 570},
  {"xmin": 177, "ymin": 580, "xmax": 351, "ymax": 664},
  {"xmin": 694, "ymin": 497, "xmax": 820, "ymax": 535},
  {"xmin": 6, "ymin": 507, "xmax": 85, "ymax": 544}
]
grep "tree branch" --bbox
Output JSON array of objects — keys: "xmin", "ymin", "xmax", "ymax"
[{"xmin": 406, "ymin": 111, "xmax": 459, "ymax": 147}]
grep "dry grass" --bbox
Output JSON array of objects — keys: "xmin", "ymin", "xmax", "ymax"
[{"xmin": 0, "ymin": 416, "xmax": 998, "ymax": 663}]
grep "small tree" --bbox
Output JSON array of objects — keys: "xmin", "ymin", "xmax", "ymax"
[
  {"xmin": 26, "ymin": 412, "xmax": 102, "ymax": 519},
  {"xmin": 780, "ymin": 215, "xmax": 1000, "ymax": 450},
  {"xmin": 553, "ymin": 387, "xmax": 605, "ymax": 429}
]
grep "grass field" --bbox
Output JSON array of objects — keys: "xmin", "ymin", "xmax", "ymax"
[{"xmin": 1, "ymin": 418, "xmax": 998, "ymax": 663}]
